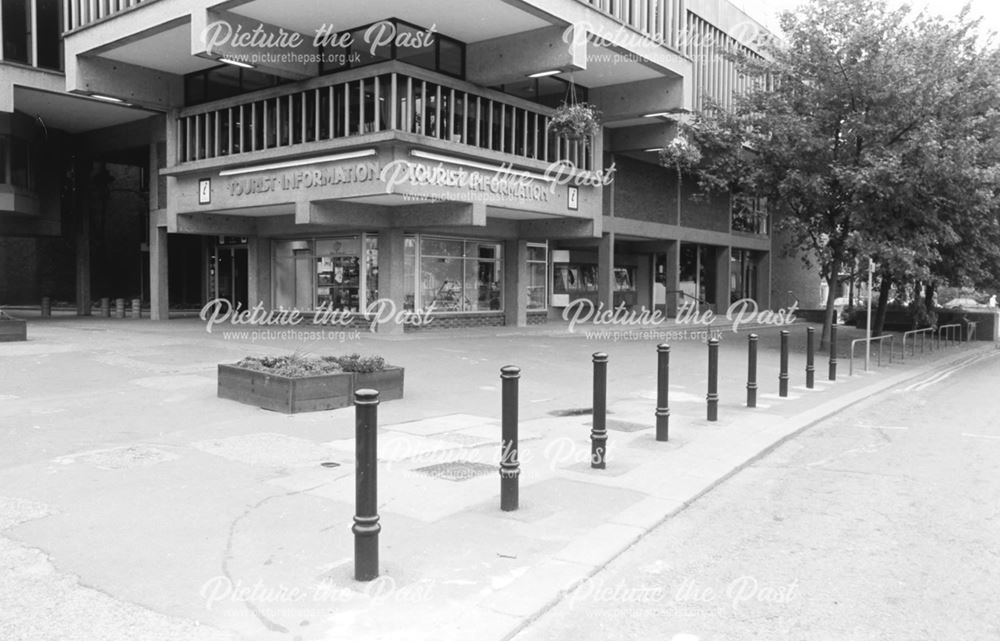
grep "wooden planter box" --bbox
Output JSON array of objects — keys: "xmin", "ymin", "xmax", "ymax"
[
  {"xmin": 0, "ymin": 319, "xmax": 27, "ymax": 342},
  {"xmin": 355, "ymin": 366, "xmax": 405, "ymax": 401},
  {"xmin": 218, "ymin": 364, "xmax": 405, "ymax": 413}
]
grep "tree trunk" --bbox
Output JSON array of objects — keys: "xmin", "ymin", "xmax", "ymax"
[
  {"xmin": 848, "ymin": 264, "xmax": 856, "ymax": 311},
  {"xmin": 821, "ymin": 258, "xmax": 841, "ymax": 350},
  {"xmin": 872, "ymin": 274, "xmax": 892, "ymax": 336}
]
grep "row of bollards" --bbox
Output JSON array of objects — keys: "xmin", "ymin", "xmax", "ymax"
[{"xmin": 350, "ymin": 326, "xmax": 842, "ymax": 582}]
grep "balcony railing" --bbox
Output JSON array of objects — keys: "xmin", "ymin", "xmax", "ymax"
[
  {"xmin": 732, "ymin": 195, "xmax": 769, "ymax": 235},
  {"xmin": 63, "ymin": 0, "xmax": 148, "ymax": 31},
  {"xmin": 579, "ymin": 0, "xmax": 685, "ymax": 51},
  {"xmin": 175, "ymin": 63, "xmax": 596, "ymax": 171}
]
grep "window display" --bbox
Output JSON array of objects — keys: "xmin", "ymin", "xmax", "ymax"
[{"xmin": 419, "ymin": 237, "xmax": 503, "ymax": 312}]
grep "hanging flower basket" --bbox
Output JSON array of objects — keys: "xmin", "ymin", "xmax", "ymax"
[
  {"xmin": 658, "ymin": 134, "xmax": 702, "ymax": 171},
  {"xmin": 548, "ymin": 102, "xmax": 602, "ymax": 141}
]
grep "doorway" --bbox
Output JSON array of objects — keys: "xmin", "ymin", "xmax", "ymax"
[{"xmin": 211, "ymin": 242, "xmax": 249, "ymax": 309}]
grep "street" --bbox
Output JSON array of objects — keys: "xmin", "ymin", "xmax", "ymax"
[{"xmin": 512, "ymin": 349, "xmax": 1000, "ymax": 641}]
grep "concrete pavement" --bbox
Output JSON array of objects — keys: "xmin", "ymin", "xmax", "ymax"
[{"xmin": 0, "ymin": 314, "xmax": 990, "ymax": 640}]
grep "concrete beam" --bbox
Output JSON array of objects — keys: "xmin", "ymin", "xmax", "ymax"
[
  {"xmin": 67, "ymin": 55, "xmax": 183, "ymax": 111},
  {"xmin": 174, "ymin": 212, "xmax": 258, "ymax": 235},
  {"xmin": 467, "ymin": 26, "xmax": 586, "ymax": 87},
  {"xmin": 295, "ymin": 201, "xmax": 391, "ymax": 227},
  {"xmin": 607, "ymin": 122, "xmax": 677, "ymax": 153},
  {"xmin": 591, "ymin": 77, "xmax": 685, "ymax": 122},
  {"xmin": 191, "ymin": 9, "xmax": 316, "ymax": 80},
  {"xmin": 394, "ymin": 202, "xmax": 486, "ymax": 228},
  {"xmin": 519, "ymin": 217, "xmax": 600, "ymax": 239}
]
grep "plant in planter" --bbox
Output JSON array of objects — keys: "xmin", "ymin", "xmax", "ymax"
[
  {"xmin": 218, "ymin": 352, "xmax": 403, "ymax": 414},
  {"xmin": 548, "ymin": 102, "xmax": 602, "ymax": 141},
  {"xmin": 0, "ymin": 309, "xmax": 27, "ymax": 342}
]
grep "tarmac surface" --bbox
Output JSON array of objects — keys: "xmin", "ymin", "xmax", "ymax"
[{"xmin": 0, "ymin": 311, "xmax": 991, "ymax": 641}]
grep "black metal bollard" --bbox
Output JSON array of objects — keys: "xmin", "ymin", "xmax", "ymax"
[
  {"xmin": 353, "ymin": 389, "xmax": 380, "ymax": 581},
  {"xmin": 115, "ymin": 298, "xmax": 125, "ymax": 319},
  {"xmin": 707, "ymin": 338, "xmax": 719, "ymax": 421},
  {"xmin": 41, "ymin": 297, "xmax": 51, "ymax": 317},
  {"xmin": 828, "ymin": 324, "xmax": 838, "ymax": 381},
  {"xmin": 655, "ymin": 344, "xmax": 670, "ymax": 442},
  {"xmin": 131, "ymin": 298, "xmax": 141, "ymax": 320},
  {"xmin": 100, "ymin": 297, "xmax": 110, "ymax": 317},
  {"xmin": 747, "ymin": 334, "xmax": 758, "ymax": 408},
  {"xmin": 806, "ymin": 327, "xmax": 816, "ymax": 389},
  {"xmin": 500, "ymin": 366, "xmax": 520, "ymax": 511},
  {"xmin": 591, "ymin": 353, "xmax": 608, "ymax": 469},
  {"xmin": 779, "ymin": 330, "xmax": 790, "ymax": 397}
]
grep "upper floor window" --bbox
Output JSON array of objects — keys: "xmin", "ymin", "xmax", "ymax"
[
  {"xmin": 491, "ymin": 76, "xmax": 589, "ymax": 108},
  {"xmin": 318, "ymin": 18, "xmax": 465, "ymax": 79},
  {"xmin": 2, "ymin": 0, "xmax": 62, "ymax": 70},
  {"xmin": 185, "ymin": 65, "xmax": 288, "ymax": 106}
]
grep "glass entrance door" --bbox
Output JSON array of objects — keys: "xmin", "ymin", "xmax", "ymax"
[{"xmin": 213, "ymin": 245, "xmax": 249, "ymax": 309}]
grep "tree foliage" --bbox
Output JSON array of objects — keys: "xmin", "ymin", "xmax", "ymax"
[{"xmin": 677, "ymin": 0, "xmax": 1000, "ymax": 342}]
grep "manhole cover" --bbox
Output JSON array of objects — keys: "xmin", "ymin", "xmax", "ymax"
[
  {"xmin": 548, "ymin": 408, "xmax": 615, "ymax": 417},
  {"xmin": 413, "ymin": 461, "xmax": 497, "ymax": 482}
]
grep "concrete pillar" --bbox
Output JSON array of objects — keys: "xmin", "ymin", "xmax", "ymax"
[
  {"xmin": 597, "ymin": 233, "xmax": 615, "ymax": 310},
  {"xmin": 636, "ymin": 254, "xmax": 652, "ymax": 311},
  {"xmin": 665, "ymin": 240, "xmax": 680, "ymax": 316},
  {"xmin": 75, "ymin": 197, "xmax": 91, "ymax": 316},
  {"xmin": 150, "ymin": 225, "xmax": 169, "ymax": 320},
  {"xmin": 714, "ymin": 246, "xmax": 731, "ymax": 312},
  {"xmin": 755, "ymin": 250, "xmax": 772, "ymax": 310},
  {"xmin": 247, "ymin": 236, "xmax": 271, "ymax": 308},
  {"xmin": 504, "ymin": 239, "xmax": 529, "ymax": 328},
  {"xmin": 376, "ymin": 228, "xmax": 406, "ymax": 334}
]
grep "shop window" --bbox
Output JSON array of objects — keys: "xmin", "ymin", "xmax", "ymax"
[
  {"xmin": 365, "ymin": 235, "xmax": 379, "ymax": 306},
  {"xmin": 315, "ymin": 236, "xmax": 362, "ymax": 311},
  {"xmin": 419, "ymin": 237, "xmax": 502, "ymax": 312},
  {"xmin": 404, "ymin": 236, "xmax": 417, "ymax": 311},
  {"xmin": 526, "ymin": 243, "xmax": 548, "ymax": 310}
]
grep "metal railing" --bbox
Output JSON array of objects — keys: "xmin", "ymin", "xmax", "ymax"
[
  {"xmin": 900, "ymin": 327, "xmax": 935, "ymax": 360},
  {"xmin": 849, "ymin": 334, "xmax": 895, "ymax": 375},
  {"xmin": 176, "ymin": 63, "xmax": 596, "ymax": 170},
  {"xmin": 938, "ymin": 324, "xmax": 962, "ymax": 348},
  {"xmin": 64, "ymin": 0, "xmax": 148, "ymax": 31}
]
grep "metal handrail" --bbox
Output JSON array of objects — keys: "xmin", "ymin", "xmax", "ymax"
[
  {"xmin": 901, "ymin": 327, "xmax": 935, "ymax": 360},
  {"xmin": 850, "ymin": 334, "xmax": 895, "ymax": 375},
  {"xmin": 938, "ymin": 323, "xmax": 962, "ymax": 348}
]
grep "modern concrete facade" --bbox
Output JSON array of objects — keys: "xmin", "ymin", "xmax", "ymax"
[{"xmin": 1, "ymin": 0, "xmax": 780, "ymax": 329}]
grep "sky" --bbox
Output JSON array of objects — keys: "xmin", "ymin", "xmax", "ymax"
[{"xmin": 735, "ymin": 0, "xmax": 1000, "ymax": 36}]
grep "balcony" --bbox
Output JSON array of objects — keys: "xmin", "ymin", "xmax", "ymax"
[
  {"xmin": 175, "ymin": 62, "xmax": 597, "ymax": 172},
  {"xmin": 63, "ymin": 0, "xmax": 149, "ymax": 31}
]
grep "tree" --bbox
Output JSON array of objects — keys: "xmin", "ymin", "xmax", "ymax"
[{"xmin": 677, "ymin": 0, "xmax": 1000, "ymax": 347}]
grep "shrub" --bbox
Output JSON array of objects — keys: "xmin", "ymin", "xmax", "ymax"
[
  {"xmin": 232, "ymin": 353, "xmax": 389, "ymax": 376},
  {"xmin": 326, "ymin": 353, "xmax": 387, "ymax": 373}
]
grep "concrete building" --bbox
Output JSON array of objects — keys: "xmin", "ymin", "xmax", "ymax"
[{"xmin": 1, "ymin": 0, "xmax": 779, "ymax": 330}]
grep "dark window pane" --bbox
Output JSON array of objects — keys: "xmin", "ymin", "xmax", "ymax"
[
  {"xmin": 351, "ymin": 26, "xmax": 391, "ymax": 68},
  {"xmin": 36, "ymin": 0, "xmax": 61, "ymax": 70},
  {"xmin": 206, "ymin": 66, "xmax": 242, "ymax": 101},
  {"xmin": 439, "ymin": 38, "xmax": 463, "ymax": 77},
  {"xmin": 185, "ymin": 74, "xmax": 206, "ymax": 105},
  {"xmin": 0, "ymin": 137, "xmax": 7, "ymax": 183},
  {"xmin": 2, "ymin": 0, "xmax": 30, "ymax": 64},
  {"xmin": 396, "ymin": 24, "xmax": 436, "ymax": 70},
  {"xmin": 10, "ymin": 137, "xmax": 31, "ymax": 189}
]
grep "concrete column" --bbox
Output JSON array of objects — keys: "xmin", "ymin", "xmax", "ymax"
[
  {"xmin": 665, "ymin": 240, "xmax": 680, "ymax": 317},
  {"xmin": 150, "ymin": 225, "xmax": 169, "ymax": 320},
  {"xmin": 714, "ymin": 245, "xmax": 731, "ymax": 312},
  {"xmin": 377, "ymin": 228, "xmax": 406, "ymax": 334},
  {"xmin": 755, "ymin": 250, "xmax": 772, "ymax": 310},
  {"xmin": 75, "ymin": 204, "xmax": 91, "ymax": 316},
  {"xmin": 504, "ymin": 239, "xmax": 529, "ymax": 328},
  {"xmin": 597, "ymin": 233, "xmax": 615, "ymax": 310},
  {"xmin": 247, "ymin": 236, "xmax": 272, "ymax": 307},
  {"xmin": 635, "ymin": 254, "xmax": 652, "ymax": 311}
]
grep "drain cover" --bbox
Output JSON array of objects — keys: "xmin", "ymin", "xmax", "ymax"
[
  {"xmin": 549, "ymin": 408, "xmax": 615, "ymax": 417},
  {"xmin": 319, "ymin": 461, "xmax": 340, "ymax": 468},
  {"xmin": 413, "ymin": 460, "xmax": 497, "ymax": 482}
]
